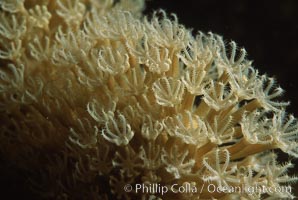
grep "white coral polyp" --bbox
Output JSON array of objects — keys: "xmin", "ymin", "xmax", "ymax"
[{"xmin": 0, "ymin": 0, "xmax": 297, "ymax": 199}]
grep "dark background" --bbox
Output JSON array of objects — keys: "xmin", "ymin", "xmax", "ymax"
[{"xmin": 145, "ymin": 0, "xmax": 298, "ymax": 197}]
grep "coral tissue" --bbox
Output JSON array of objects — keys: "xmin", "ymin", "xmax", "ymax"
[{"xmin": 0, "ymin": 0, "xmax": 297, "ymax": 199}]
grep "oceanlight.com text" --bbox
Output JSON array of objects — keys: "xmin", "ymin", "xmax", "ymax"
[{"xmin": 123, "ymin": 182, "xmax": 292, "ymax": 196}]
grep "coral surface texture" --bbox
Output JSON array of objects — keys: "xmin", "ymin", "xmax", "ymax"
[{"xmin": 0, "ymin": 0, "xmax": 297, "ymax": 199}]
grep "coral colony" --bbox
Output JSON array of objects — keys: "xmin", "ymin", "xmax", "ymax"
[{"xmin": 0, "ymin": 0, "xmax": 297, "ymax": 199}]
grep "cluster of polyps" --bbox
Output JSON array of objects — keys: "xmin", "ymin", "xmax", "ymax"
[{"xmin": 0, "ymin": 0, "xmax": 297, "ymax": 199}]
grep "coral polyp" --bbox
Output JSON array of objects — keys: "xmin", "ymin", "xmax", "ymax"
[{"xmin": 0, "ymin": 0, "xmax": 297, "ymax": 199}]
